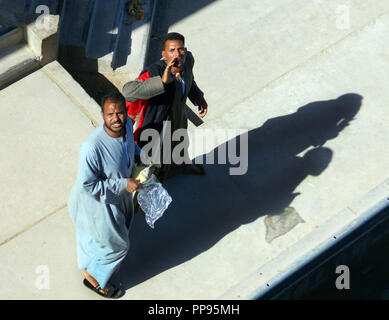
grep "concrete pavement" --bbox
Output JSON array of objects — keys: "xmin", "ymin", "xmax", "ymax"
[{"xmin": 1, "ymin": 0, "xmax": 389, "ymax": 299}]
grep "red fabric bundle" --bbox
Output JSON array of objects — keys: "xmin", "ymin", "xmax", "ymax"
[{"xmin": 125, "ymin": 71, "xmax": 151, "ymax": 142}]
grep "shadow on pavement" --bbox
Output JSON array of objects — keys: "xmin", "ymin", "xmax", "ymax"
[
  {"xmin": 116, "ymin": 93, "xmax": 363, "ymax": 292},
  {"xmin": 146, "ymin": 0, "xmax": 218, "ymax": 66},
  {"xmin": 58, "ymin": 45, "xmax": 122, "ymax": 105}
]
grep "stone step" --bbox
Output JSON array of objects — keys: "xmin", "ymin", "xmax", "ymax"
[
  {"xmin": 0, "ymin": 14, "xmax": 59, "ymax": 89},
  {"xmin": 0, "ymin": 42, "xmax": 40, "ymax": 89}
]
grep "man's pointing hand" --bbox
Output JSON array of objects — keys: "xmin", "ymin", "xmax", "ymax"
[{"xmin": 162, "ymin": 58, "xmax": 180, "ymax": 84}]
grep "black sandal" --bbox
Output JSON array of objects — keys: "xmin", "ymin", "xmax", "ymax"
[{"xmin": 83, "ymin": 278, "xmax": 122, "ymax": 299}]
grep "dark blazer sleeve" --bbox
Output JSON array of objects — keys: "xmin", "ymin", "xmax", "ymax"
[{"xmin": 186, "ymin": 52, "xmax": 204, "ymax": 104}]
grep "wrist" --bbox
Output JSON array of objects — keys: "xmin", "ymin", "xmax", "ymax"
[{"xmin": 162, "ymin": 79, "xmax": 174, "ymax": 87}]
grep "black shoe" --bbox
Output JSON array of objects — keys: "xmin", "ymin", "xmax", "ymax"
[{"xmin": 83, "ymin": 278, "xmax": 122, "ymax": 299}]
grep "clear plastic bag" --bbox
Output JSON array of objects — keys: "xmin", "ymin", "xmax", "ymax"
[{"xmin": 137, "ymin": 175, "xmax": 172, "ymax": 228}]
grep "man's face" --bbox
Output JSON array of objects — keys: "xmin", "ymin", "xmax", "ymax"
[
  {"xmin": 101, "ymin": 99, "xmax": 127, "ymax": 137},
  {"xmin": 162, "ymin": 39, "xmax": 187, "ymax": 71}
]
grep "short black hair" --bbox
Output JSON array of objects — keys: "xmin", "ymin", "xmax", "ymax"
[
  {"xmin": 100, "ymin": 91, "xmax": 126, "ymax": 112},
  {"xmin": 163, "ymin": 32, "xmax": 185, "ymax": 49}
]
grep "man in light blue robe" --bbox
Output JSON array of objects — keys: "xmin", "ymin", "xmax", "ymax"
[{"xmin": 68, "ymin": 92, "xmax": 142, "ymax": 298}]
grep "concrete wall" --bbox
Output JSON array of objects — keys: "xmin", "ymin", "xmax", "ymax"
[
  {"xmin": 59, "ymin": 0, "xmax": 154, "ymax": 73},
  {"xmin": 0, "ymin": 0, "xmax": 154, "ymax": 78}
]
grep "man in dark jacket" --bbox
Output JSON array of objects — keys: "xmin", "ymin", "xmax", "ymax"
[{"xmin": 122, "ymin": 32, "xmax": 208, "ymax": 181}]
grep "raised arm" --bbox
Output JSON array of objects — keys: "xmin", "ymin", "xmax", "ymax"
[{"xmin": 122, "ymin": 75, "xmax": 165, "ymax": 102}]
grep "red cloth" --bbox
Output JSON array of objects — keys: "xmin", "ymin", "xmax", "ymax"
[{"xmin": 125, "ymin": 71, "xmax": 150, "ymax": 142}]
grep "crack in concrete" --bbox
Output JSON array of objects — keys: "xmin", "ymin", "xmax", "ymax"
[{"xmin": 0, "ymin": 204, "xmax": 67, "ymax": 247}]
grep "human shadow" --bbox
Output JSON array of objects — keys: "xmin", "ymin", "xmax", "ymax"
[{"xmin": 115, "ymin": 93, "xmax": 363, "ymax": 291}]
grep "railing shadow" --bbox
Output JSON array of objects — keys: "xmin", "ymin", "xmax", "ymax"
[
  {"xmin": 58, "ymin": 45, "xmax": 122, "ymax": 105},
  {"xmin": 115, "ymin": 93, "xmax": 363, "ymax": 292},
  {"xmin": 59, "ymin": 0, "xmax": 218, "ymax": 68},
  {"xmin": 0, "ymin": 0, "xmax": 219, "ymax": 68}
]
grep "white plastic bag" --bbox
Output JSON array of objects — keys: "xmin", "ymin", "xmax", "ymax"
[{"xmin": 137, "ymin": 175, "xmax": 172, "ymax": 228}]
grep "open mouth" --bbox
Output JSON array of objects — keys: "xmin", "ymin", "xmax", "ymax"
[{"xmin": 112, "ymin": 122, "xmax": 123, "ymax": 129}]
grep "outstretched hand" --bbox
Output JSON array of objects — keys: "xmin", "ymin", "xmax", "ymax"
[{"xmin": 197, "ymin": 95, "xmax": 208, "ymax": 118}]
